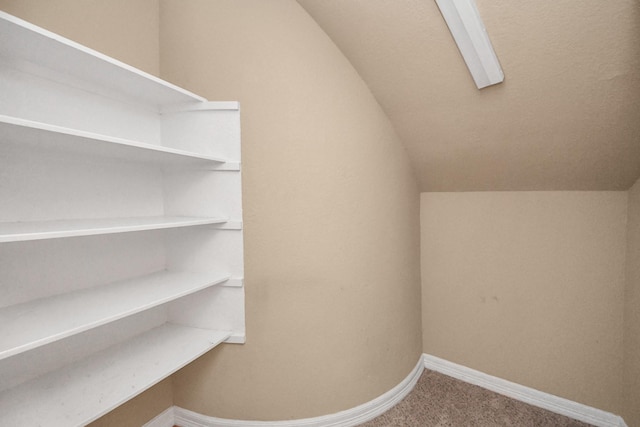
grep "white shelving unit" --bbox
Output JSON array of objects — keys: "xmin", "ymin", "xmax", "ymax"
[
  {"xmin": 0, "ymin": 10, "xmax": 244, "ymax": 426},
  {"xmin": 0, "ymin": 9, "xmax": 205, "ymax": 106},
  {"xmin": 0, "ymin": 324, "xmax": 231, "ymax": 426},
  {"xmin": 0, "ymin": 216, "xmax": 229, "ymax": 243},
  {"xmin": 0, "ymin": 271, "xmax": 231, "ymax": 359},
  {"xmin": 0, "ymin": 115, "xmax": 227, "ymax": 166}
]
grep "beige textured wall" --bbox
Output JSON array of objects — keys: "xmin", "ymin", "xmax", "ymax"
[
  {"xmin": 160, "ymin": 0, "xmax": 422, "ymax": 420},
  {"xmin": 624, "ymin": 177, "xmax": 640, "ymax": 426},
  {"xmin": 298, "ymin": 0, "xmax": 640, "ymax": 192},
  {"xmin": 421, "ymin": 192, "xmax": 628, "ymax": 414},
  {"xmin": 0, "ymin": 0, "xmax": 160, "ymax": 76}
]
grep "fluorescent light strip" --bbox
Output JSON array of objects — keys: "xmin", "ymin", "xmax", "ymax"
[{"xmin": 435, "ymin": 0, "xmax": 504, "ymax": 89}]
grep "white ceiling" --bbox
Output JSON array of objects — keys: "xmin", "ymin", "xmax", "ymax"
[{"xmin": 298, "ymin": 0, "xmax": 640, "ymax": 191}]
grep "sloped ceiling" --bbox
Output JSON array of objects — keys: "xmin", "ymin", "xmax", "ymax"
[{"xmin": 297, "ymin": 0, "xmax": 640, "ymax": 191}]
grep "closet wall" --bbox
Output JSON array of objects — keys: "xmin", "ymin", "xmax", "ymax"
[
  {"xmin": 421, "ymin": 191, "xmax": 628, "ymax": 414},
  {"xmin": 624, "ymin": 177, "xmax": 640, "ymax": 427},
  {"xmin": 160, "ymin": 0, "xmax": 422, "ymax": 419}
]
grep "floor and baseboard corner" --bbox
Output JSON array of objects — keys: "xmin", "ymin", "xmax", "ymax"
[{"xmin": 143, "ymin": 354, "xmax": 628, "ymax": 427}]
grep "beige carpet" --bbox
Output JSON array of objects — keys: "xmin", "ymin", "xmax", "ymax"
[{"xmin": 359, "ymin": 370, "xmax": 594, "ymax": 426}]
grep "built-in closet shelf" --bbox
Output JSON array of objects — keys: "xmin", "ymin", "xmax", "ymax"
[
  {"xmin": 0, "ymin": 115, "xmax": 227, "ymax": 165},
  {"xmin": 0, "ymin": 271, "xmax": 231, "ymax": 360},
  {"xmin": 0, "ymin": 10, "xmax": 245, "ymax": 425},
  {"xmin": 0, "ymin": 324, "xmax": 230, "ymax": 427},
  {"xmin": 0, "ymin": 216, "xmax": 229, "ymax": 243},
  {"xmin": 0, "ymin": 11, "xmax": 203, "ymax": 107}
]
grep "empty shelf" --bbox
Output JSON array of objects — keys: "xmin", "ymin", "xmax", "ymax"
[
  {"xmin": 0, "ymin": 216, "xmax": 227, "ymax": 242},
  {"xmin": 0, "ymin": 115, "xmax": 226, "ymax": 165},
  {"xmin": 0, "ymin": 324, "xmax": 230, "ymax": 426},
  {"xmin": 0, "ymin": 12, "xmax": 204, "ymax": 107},
  {"xmin": 0, "ymin": 270, "xmax": 230, "ymax": 360}
]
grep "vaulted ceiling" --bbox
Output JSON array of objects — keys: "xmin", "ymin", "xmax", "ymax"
[{"xmin": 298, "ymin": 0, "xmax": 640, "ymax": 191}]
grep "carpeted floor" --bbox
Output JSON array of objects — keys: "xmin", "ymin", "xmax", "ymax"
[{"xmin": 358, "ymin": 370, "xmax": 594, "ymax": 426}]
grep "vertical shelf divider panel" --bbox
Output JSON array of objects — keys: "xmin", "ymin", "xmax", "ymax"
[
  {"xmin": 0, "ymin": 11, "xmax": 244, "ymax": 426},
  {"xmin": 162, "ymin": 103, "xmax": 245, "ymax": 343}
]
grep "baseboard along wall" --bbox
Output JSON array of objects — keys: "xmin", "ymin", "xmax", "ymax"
[
  {"xmin": 422, "ymin": 355, "xmax": 627, "ymax": 427},
  {"xmin": 143, "ymin": 406, "xmax": 175, "ymax": 427},
  {"xmin": 143, "ymin": 353, "xmax": 628, "ymax": 427}
]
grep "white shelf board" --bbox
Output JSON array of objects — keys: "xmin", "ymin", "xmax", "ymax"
[
  {"xmin": 161, "ymin": 101, "xmax": 240, "ymax": 114},
  {"xmin": 0, "ymin": 216, "xmax": 228, "ymax": 242},
  {"xmin": 0, "ymin": 270, "xmax": 230, "ymax": 360},
  {"xmin": 0, "ymin": 324, "xmax": 230, "ymax": 427},
  {"xmin": 0, "ymin": 114, "xmax": 226, "ymax": 165},
  {"xmin": 0, "ymin": 11, "xmax": 205, "ymax": 107}
]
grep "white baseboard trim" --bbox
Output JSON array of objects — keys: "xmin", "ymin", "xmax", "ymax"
[
  {"xmin": 422, "ymin": 354, "xmax": 628, "ymax": 427},
  {"xmin": 143, "ymin": 406, "xmax": 176, "ymax": 427},
  {"xmin": 172, "ymin": 355, "xmax": 424, "ymax": 427},
  {"xmin": 144, "ymin": 354, "xmax": 628, "ymax": 427}
]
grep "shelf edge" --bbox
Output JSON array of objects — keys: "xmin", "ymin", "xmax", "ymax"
[
  {"xmin": 0, "ymin": 272, "xmax": 231, "ymax": 361},
  {"xmin": 0, "ymin": 11, "xmax": 207, "ymax": 106},
  {"xmin": 0, "ymin": 217, "xmax": 229, "ymax": 243}
]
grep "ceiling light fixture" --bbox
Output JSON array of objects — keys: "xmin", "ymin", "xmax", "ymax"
[{"xmin": 435, "ymin": 0, "xmax": 504, "ymax": 89}]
